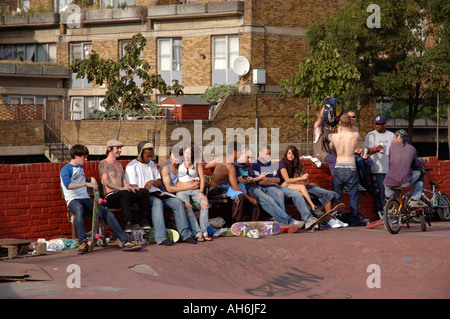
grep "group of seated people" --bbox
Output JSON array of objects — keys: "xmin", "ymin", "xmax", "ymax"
[{"xmin": 60, "ymin": 139, "xmax": 346, "ymax": 254}]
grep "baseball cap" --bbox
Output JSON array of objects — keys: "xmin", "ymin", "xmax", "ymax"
[
  {"xmin": 106, "ymin": 139, "xmax": 124, "ymax": 147},
  {"xmin": 394, "ymin": 129, "xmax": 408, "ymax": 139},
  {"xmin": 374, "ymin": 115, "xmax": 387, "ymax": 124}
]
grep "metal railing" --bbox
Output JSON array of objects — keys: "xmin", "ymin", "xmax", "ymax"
[{"xmin": 44, "ymin": 122, "xmax": 70, "ymax": 162}]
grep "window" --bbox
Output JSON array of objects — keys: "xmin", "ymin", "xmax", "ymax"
[
  {"xmin": 100, "ymin": 0, "xmax": 134, "ymax": 8},
  {"xmin": 55, "ymin": 0, "xmax": 72, "ymax": 11},
  {"xmin": 0, "ymin": 44, "xmax": 56, "ymax": 62},
  {"xmin": 212, "ymin": 35, "xmax": 239, "ymax": 85},
  {"xmin": 158, "ymin": 38, "xmax": 182, "ymax": 85},
  {"xmin": 70, "ymin": 42, "xmax": 92, "ymax": 63},
  {"xmin": 70, "ymin": 96, "xmax": 105, "ymax": 119},
  {"xmin": 9, "ymin": 96, "xmax": 36, "ymax": 104},
  {"xmin": 70, "ymin": 42, "xmax": 92, "ymax": 89},
  {"xmin": 119, "ymin": 39, "xmax": 143, "ymax": 59}
]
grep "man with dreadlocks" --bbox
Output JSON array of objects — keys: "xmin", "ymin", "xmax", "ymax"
[{"xmin": 383, "ymin": 129, "xmax": 427, "ymax": 208}]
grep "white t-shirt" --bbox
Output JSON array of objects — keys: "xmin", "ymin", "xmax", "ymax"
[
  {"xmin": 125, "ymin": 159, "xmax": 161, "ymax": 188},
  {"xmin": 363, "ymin": 129, "xmax": 394, "ymax": 174},
  {"xmin": 60, "ymin": 163, "xmax": 90, "ymax": 205}
]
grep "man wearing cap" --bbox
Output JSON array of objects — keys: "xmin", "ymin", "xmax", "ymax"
[
  {"xmin": 363, "ymin": 115, "xmax": 394, "ymax": 216},
  {"xmin": 125, "ymin": 141, "xmax": 197, "ymax": 245},
  {"xmin": 99, "ymin": 139, "xmax": 151, "ymax": 232},
  {"xmin": 384, "ymin": 130, "xmax": 426, "ymax": 208}
]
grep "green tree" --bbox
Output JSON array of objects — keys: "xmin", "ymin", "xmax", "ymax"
[
  {"xmin": 279, "ymin": 40, "xmax": 360, "ymax": 126},
  {"xmin": 70, "ymin": 33, "xmax": 183, "ymax": 140},
  {"xmin": 304, "ymin": 0, "xmax": 449, "ymax": 141}
]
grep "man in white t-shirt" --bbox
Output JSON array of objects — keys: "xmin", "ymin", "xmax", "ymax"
[
  {"xmin": 125, "ymin": 141, "xmax": 196, "ymax": 245},
  {"xmin": 363, "ymin": 115, "xmax": 394, "ymax": 215}
]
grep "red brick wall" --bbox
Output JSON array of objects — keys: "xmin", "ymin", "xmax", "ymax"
[{"xmin": 0, "ymin": 157, "xmax": 446, "ymax": 240}]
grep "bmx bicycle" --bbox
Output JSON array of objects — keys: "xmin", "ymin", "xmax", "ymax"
[
  {"xmin": 419, "ymin": 168, "xmax": 450, "ymax": 222},
  {"xmin": 383, "ymin": 186, "xmax": 428, "ymax": 234}
]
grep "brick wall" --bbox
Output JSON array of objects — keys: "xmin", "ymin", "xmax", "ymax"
[
  {"xmin": 0, "ymin": 120, "xmax": 44, "ymax": 146},
  {"xmin": 0, "ymin": 157, "xmax": 445, "ymax": 241}
]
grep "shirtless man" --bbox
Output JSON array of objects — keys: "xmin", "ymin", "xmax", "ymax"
[
  {"xmin": 330, "ymin": 114, "xmax": 364, "ymax": 226},
  {"xmin": 338, "ymin": 110, "xmax": 375, "ymax": 194},
  {"xmin": 205, "ymin": 141, "xmax": 259, "ymax": 222},
  {"xmin": 99, "ymin": 139, "xmax": 151, "ymax": 232}
]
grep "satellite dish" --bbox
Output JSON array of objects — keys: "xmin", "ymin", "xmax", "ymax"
[{"xmin": 232, "ymin": 56, "xmax": 250, "ymax": 76}]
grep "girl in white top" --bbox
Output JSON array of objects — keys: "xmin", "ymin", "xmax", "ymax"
[{"xmin": 176, "ymin": 143, "xmax": 211, "ymax": 241}]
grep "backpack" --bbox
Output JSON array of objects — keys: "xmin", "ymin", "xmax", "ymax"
[{"xmin": 323, "ymin": 97, "xmax": 344, "ymax": 127}]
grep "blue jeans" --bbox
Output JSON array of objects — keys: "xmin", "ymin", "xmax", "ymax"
[
  {"xmin": 385, "ymin": 170, "xmax": 423, "ymax": 201},
  {"xmin": 176, "ymin": 189, "xmax": 209, "ymax": 237},
  {"xmin": 332, "ymin": 167, "xmax": 360, "ymax": 225},
  {"xmin": 306, "ymin": 185, "xmax": 339, "ymax": 209},
  {"xmin": 149, "ymin": 195, "xmax": 192, "ymax": 244},
  {"xmin": 249, "ymin": 186, "xmax": 293, "ymax": 226},
  {"xmin": 68, "ymin": 198, "xmax": 128, "ymax": 243},
  {"xmin": 264, "ymin": 185, "xmax": 314, "ymax": 222},
  {"xmin": 371, "ymin": 173, "xmax": 386, "ymax": 212},
  {"xmin": 355, "ymin": 154, "xmax": 373, "ymax": 189}
]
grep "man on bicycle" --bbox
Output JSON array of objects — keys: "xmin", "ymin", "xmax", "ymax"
[{"xmin": 384, "ymin": 129, "xmax": 427, "ymax": 208}]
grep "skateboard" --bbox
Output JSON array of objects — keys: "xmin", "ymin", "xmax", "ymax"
[
  {"xmin": 306, "ymin": 203, "xmax": 345, "ymax": 232},
  {"xmin": 230, "ymin": 221, "xmax": 281, "ymax": 237},
  {"xmin": 89, "ymin": 190, "xmax": 106, "ymax": 251},
  {"xmin": 366, "ymin": 219, "xmax": 384, "ymax": 229},
  {"xmin": 118, "ymin": 224, "xmax": 149, "ymax": 247},
  {"xmin": 148, "ymin": 228, "xmax": 180, "ymax": 244}
]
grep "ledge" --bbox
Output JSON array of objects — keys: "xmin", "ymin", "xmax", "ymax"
[
  {"xmin": 0, "ymin": 13, "xmax": 59, "ymax": 28},
  {"xmin": 148, "ymin": 1, "xmax": 244, "ymax": 20},
  {"xmin": 0, "ymin": 64, "xmax": 69, "ymax": 77}
]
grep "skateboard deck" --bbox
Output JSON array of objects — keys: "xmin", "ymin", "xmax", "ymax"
[
  {"xmin": 230, "ymin": 221, "xmax": 281, "ymax": 237},
  {"xmin": 89, "ymin": 190, "xmax": 104, "ymax": 252},
  {"xmin": 148, "ymin": 228, "xmax": 180, "ymax": 243},
  {"xmin": 366, "ymin": 219, "xmax": 384, "ymax": 229},
  {"xmin": 306, "ymin": 203, "xmax": 345, "ymax": 231},
  {"xmin": 119, "ymin": 224, "xmax": 149, "ymax": 246}
]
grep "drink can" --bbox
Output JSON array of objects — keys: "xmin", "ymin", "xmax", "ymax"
[{"xmin": 363, "ymin": 148, "xmax": 368, "ymax": 158}]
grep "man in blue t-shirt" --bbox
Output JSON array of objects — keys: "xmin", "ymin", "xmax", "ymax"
[
  {"xmin": 251, "ymin": 144, "xmax": 316, "ymax": 229},
  {"xmin": 61, "ymin": 144, "xmax": 141, "ymax": 253}
]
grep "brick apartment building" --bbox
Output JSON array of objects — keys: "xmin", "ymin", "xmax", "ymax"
[{"xmin": 0, "ymin": 0, "xmax": 372, "ymax": 163}]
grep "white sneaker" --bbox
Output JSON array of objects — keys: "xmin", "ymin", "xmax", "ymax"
[
  {"xmin": 293, "ymin": 220, "xmax": 305, "ymax": 229},
  {"xmin": 246, "ymin": 229, "xmax": 260, "ymax": 239},
  {"xmin": 336, "ymin": 218, "xmax": 348, "ymax": 227},
  {"xmin": 304, "ymin": 218, "xmax": 318, "ymax": 230},
  {"xmin": 326, "ymin": 218, "xmax": 341, "ymax": 228}
]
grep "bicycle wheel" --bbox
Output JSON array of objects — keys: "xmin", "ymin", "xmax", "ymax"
[
  {"xmin": 384, "ymin": 198, "xmax": 402, "ymax": 234},
  {"xmin": 419, "ymin": 210, "xmax": 427, "ymax": 231},
  {"xmin": 436, "ymin": 193, "xmax": 450, "ymax": 221}
]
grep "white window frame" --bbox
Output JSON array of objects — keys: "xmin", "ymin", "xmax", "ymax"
[
  {"xmin": 158, "ymin": 38, "xmax": 182, "ymax": 85},
  {"xmin": 70, "ymin": 96, "xmax": 105, "ymax": 120},
  {"xmin": 212, "ymin": 35, "xmax": 239, "ymax": 85},
  {"xmin": 9, "ymin": 96, "xmax": 36, "ymax": 104},
  {"xmin": 70, "ymin": 42, "xmax": 93, "ymax": 89}
]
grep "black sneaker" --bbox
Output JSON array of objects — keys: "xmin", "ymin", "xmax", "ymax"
[
  {"xmin": 182, "ymin": 237, "xmax": 197, "ymax": 244},
  {"xmin": 159, "ymin": 238, "xmax": 175, "ymax": 246},
  {"xmin": 77, "ymin": 242, "xmax": 89, "ymax": 254}
]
